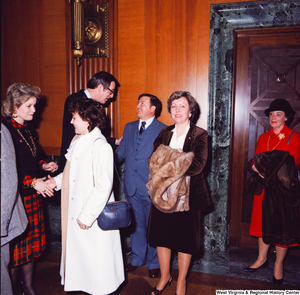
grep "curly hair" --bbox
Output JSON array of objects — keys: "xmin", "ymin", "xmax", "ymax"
[
  {"xmin": 1, "ymin": 83, "xmax": 41, "ymax": 117},
  {"xmin": 167, "ymin": 91, "xmax": 200, "ymax": 123},
  {"xmin": 69, "ymin": 97, "xmax": 106, "ymax": 132}
]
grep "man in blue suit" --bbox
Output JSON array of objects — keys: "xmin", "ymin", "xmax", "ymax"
[{"xmin": 115, "ymin": 94, "xmax": 166, "ymax": 278}]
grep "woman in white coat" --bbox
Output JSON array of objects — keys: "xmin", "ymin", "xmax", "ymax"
[{"xmin": 47, "ymin": 98, "xmax": 124, "ymax": 295}]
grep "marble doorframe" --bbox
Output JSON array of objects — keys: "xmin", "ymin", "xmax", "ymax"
[{"xmin": 205, "ymin": 0, "xmax": 300, "ymax": 252}]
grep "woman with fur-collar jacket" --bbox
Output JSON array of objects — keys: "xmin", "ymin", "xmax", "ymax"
[
  {"xmin": 147, "ymin": 91, "xmax": 211, "ymax": 295},
  {"xmin": 243, "ymin": 99, "xmax": 300, "ymax": 287}
]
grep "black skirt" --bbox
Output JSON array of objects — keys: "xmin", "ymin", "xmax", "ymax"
[{"xmin": 147, "ymin": 203, "xmax": 201, "ymax": 254}]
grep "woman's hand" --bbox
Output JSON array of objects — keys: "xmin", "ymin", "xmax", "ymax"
[
  {"xmin": 42, "ymin": 162, "xmax": 58, "ymax": 173},
  {"xmin": 252, "ymin": 164, "xmax": 264, "ymax": 179},
  {"xmin": 35, "ymin": 177, "xmax": 54, "ymax": 197},
  {"xmin": 77, "ymin": 219, "xmax": 90, "ymax": 230},
  {"xmin": 44, "ymin": 176, "xmax": 57, "ymax": 190}
]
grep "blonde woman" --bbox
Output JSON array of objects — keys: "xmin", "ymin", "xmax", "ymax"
[{"xmin": 2, "ymin": 83, "xmax": 57, "ymax": 295}]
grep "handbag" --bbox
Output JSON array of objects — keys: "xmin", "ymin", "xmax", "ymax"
[
  {"xmin": 97, "ymin": 201, "xmax": 131, "ymax": 230},
  {"xmin": 91, "ymin": 140, "xmax": 131, "ymax": 230}
]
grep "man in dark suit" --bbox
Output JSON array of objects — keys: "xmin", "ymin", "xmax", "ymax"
[
  {"xmin": 1, "ymin": 124, "xmax": 28, "ymax": 295},
  {"xmin": 57, "ymin": 71, "xmax": 120, "ymax": 173},
  {"xmin": 115, "ymin": 94, "xmax": 166, "ymax": 278}
]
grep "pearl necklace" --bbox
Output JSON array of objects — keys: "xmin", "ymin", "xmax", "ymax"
[
  {"xmin": 267, "ymin": 133, "xmax": 285, "ymax": 151},
  {"xmin": 16, "ymin": 128, "xmax": 37, "ymax": 157}
]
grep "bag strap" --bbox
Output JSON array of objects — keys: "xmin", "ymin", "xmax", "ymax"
[
  {"xmin": 287, "ymin": 131, "xmax": 295, "ymax": 145},
  {"xmin": 91, "ymin": 138, "xmax": 124, "ymax": 194},
  {"xmin": 114, "ymin": 162, "xmax": 125, "ymax": 193}
]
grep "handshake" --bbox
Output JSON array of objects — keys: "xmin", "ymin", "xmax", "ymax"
[
  {"xmin": 38, "ymin": 175, "xmax": 57, "ymax": 198},
  {"xmin": 34, "ymin": 162, "xmax": 58, "ymax": 198}
]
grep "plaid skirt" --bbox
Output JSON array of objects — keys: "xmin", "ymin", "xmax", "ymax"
[{"xmin": 10, "ymin": 192, "xmax": 46, "ymax": 266}]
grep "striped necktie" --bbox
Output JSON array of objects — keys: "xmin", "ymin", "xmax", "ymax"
[{"xmin": 139, "ymin": 121, "xmax": 146, "ymax": 134}]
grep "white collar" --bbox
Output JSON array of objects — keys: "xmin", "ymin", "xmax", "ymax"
[
  {"xmin": 139, "ymin": 116, "xmax": 155, "ymax": 130},
  {"xmin": 84, "ymin": 89, "xmax": 92, "ymax": 99},
  {"xmin": 171, "ymin": 122, "xmax": 190, "ymax": 135}
]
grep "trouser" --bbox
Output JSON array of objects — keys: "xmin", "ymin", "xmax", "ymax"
[{"xmin": 126, "ymin": 191, "xmax": 159, "ymax": 269}]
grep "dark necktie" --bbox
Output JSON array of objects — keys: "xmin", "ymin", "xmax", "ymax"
[{"xmin": 139, "ymin": 121, "xmax": 146, "ymax": 135}]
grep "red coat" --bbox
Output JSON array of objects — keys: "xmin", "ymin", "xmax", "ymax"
[{"xmin": 249, "ymin": 124, "xmax": 300, "ymax": 244}]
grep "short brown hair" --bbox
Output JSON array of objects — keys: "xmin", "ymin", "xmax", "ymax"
[
  {"xmin": 167, "ymin": 91, "xmax": 200, "ymax": 123},
  {"xmin": 69, "ymin": 97, "xmax": 106, "ymax": 132}
]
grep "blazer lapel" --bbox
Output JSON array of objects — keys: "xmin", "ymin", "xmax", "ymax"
[
  {"xmin": 160, "ymin": 123, "xmax": 196, "ymax": 151},
  {"xmin": 183, "ymin": 123, "xmax": 196, "ymax": 152},
  {"xmin": 161, "ymin": 125, "xmax": 174, "ymax": 146}
]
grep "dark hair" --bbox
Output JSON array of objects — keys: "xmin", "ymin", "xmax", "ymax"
[
  {"xmin": 167, "ymin": 91, "xmax": 200, "ymax": 123},
  {"xmin": 265, "ymin": 98, "xmax": 295, "ymax": 127},
  {"xmin": 69, "ymin": 98, "xmax": 106, "ymax": 132},
  {"xmin": 87, "ymin": 71, "xmax": 120, "ymax": 96},
  {"xmin": 1, "ymin": 83, "xmax": 41, "ymax": 117},
  {"xmin": 138, "ymin": 93, "xmax": 162, "ymax": 118}
]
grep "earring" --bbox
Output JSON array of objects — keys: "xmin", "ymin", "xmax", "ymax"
[{"xmin": 12, "ymin": 109, "xmax": 18, "ymax": 118}]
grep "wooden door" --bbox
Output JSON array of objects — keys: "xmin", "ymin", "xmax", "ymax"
[{"xmin": 229, "ymin": 26, "xmax": 300, "ymax": 248}]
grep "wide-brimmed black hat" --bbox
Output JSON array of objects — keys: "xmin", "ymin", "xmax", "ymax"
[{"xmin": 265, "ymin": 99, "xmax": 295, "ymax": 126}]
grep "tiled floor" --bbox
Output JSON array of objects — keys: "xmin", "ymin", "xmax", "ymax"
[
  {"xmin": 33, "ymin": 251, "xmax": 299, "ymax": 295},
  {"xmin": 190, "ymin": 248, "xmax": 300, "ymax": 286},
  {"xmin": 50, "ymin": 241, "xmax": 300, "ymax": 288}
]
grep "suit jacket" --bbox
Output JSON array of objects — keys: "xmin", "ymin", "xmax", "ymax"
[
  {"xmin": 1, "ymin": 124, "xmax": 28, "ymax": 246},
  {"xmin": 57, "ymin": 89, "xmax": 116, "ymax": 174},
  {"xmin": 115, "ymin": 117, "xmax": 166, "ymax": 197},
  {"xmin": 152, "ymin": 122, "xmax": 211, "ymax": 211}
]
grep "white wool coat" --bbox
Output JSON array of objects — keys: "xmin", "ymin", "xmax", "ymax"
[{"xmin": 54, "ymin": 128, "xmax": 124, "ymax": 295}]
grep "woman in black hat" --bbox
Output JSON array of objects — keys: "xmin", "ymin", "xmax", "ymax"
[{"xmin": 243, "ymin": 99, "xmax": 300, "ymax": 286}]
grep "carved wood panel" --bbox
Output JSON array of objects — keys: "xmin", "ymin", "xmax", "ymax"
[{"xmin": 243, "ymin": 45, "xmax": 300, "ymax": 223}]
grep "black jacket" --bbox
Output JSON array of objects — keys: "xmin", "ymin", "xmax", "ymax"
[{"xmin": 248, "ymin": 150, "xmax": 300, "ymax": 245}]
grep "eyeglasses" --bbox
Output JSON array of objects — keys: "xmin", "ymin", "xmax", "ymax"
[{"xmin": 107, "ymin": 87, "xmax": 115, "ymax": 94}]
